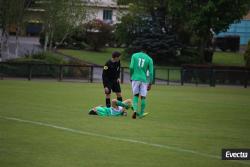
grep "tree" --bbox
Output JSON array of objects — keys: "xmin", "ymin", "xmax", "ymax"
[
  {"xmin": 40, "ymin": 0, "xmax": 87, "ymax": 51},
  {"xmin": 13, "ymin": 0, "xmax": 33, "ymax": 58},
  {"xmin": 169, "ymin": 0, "xmax": 250, "ymax": 63},
  {"xmin": 0, "ymin": 0, "xmax": 33, "ymax": 60},
  {"xmin": 117, "ymin": 0, "xmax": 250, "ymax": 64},
  {"xmin": 116, "ymin": 0, "xmax": 181, "ymax": 64},
  {"xmin": 0, "ymin": 0, "xmax": 16, "ymax": 60},
  {"xmin": 115, "ymin": 3, "xmax": 147, "ymax": 46},
  {"xmin": 126, "ymin": 28, "xmax": 181, "ymax": 65},
  {"xmin": 244, "ymin": 41, "xmax": 250, "ymax": 67},
  {"xmin": 85, "ymin": 19, "xmax": 114, "ymax": 51},
  {"xmin": 0, "ymin": 0, "xmax": 87, "ymax": 59}
]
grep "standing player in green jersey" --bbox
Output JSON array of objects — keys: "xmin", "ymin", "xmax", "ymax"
[
  {"xmin": 129, "ymin": 50, "xmax": 154, "ymax": 119},
  {"xmin": 88, "ymin": 99, "xmax": 133, "ymax": 116}
]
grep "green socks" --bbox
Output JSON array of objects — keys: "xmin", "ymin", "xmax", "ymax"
[
  {"xmin": 116, "ymin": 101, "xmax": 129, "ymax": 109},
  {"xmin": 141, "ymin": 98, "xmax": 146, "ymax": 116},
  {"xmin": 133, "ymin": 95, "xmax": 139, "ymax": 112},
  {"xmin": 132, "ymin": 96, "xmax": 146, "ymax": 116}
]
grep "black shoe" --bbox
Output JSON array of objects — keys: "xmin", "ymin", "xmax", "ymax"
[
  {"xmin": 89, "ymin": 109, "xmax": 97, "ymax": 115},
  {"xmin": 132, "ymin": 112, "xmax": 136, "ymax": 119}
]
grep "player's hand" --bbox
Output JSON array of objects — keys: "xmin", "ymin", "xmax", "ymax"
[
  {"xmin": 117, "ymin": 78, "xmax": 120, "ymax": 83},
  {"xmin": 147, "ymin": 84, "xmax": 152, "ymax": 91}
]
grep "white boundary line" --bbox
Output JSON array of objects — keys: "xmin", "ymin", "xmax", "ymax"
[{"xmin": 1, "ymin": 115, "xmax": 249, "ymax": 166}]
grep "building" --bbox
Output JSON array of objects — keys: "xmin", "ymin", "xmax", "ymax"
[
  {"xmin": 216, "ymin": 11, "xmax": 250, "ymax": 48},
  {"xmin": 22, "ymin": 0, "xmax": 128, "ymax": 36},
  {"xmin": 85, "ymin": 0, "xmax": 128, "ymax": 24}
]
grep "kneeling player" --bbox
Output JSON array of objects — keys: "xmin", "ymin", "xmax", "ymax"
[{"xmin": 88, "ymin": 99, "xmax": 132, "ymax": 116}]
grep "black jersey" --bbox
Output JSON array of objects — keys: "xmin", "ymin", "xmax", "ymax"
[{"xmin": 102, "ymin": 59, "xmax": 121, "ymax": 83}]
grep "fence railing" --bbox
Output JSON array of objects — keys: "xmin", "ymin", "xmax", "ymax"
[
  {"xmin": 181, "ymin": 65, "xmax": 250, "ymax": 88},
  {"xmin": 0, "ymin": 62, "xmax": 249, "ymax": 88},
  {"xmin": 0, "ymin": 62, "xmax": 96, "ymax": 82}
]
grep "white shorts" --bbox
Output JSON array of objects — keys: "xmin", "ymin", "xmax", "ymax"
[
  {"xmin": 131, "ymin": 81, "xmax": 148, "ymax": 97},
  {"xmin": 111, "ymin": 106, "xmax": 123, "ymax": 112},
  {"xmin": 111, "ymin": 106, "xmax": 123, "ymax": 115}
]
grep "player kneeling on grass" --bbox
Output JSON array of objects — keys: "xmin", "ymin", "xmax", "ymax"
[{"xmin": 88, "ymin": 99, "xmax": 133, "ymax": 116}]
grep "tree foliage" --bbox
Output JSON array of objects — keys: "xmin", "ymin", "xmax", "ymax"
[
  {"xmin": 84, "ymin": 19, "xmax": 114, "ymax": 51},
  {"xmin": 115, "ymin": 3, "xmax": 148, "ymax": 46},
  {"xmin": 116, "ymin": 1, "xmax": 182, "ymax": 64},
  {"xmin": 0, "ymin": 0, "xmax": 87, "ymax": 58},
  {"xmin": 244, "ymin": 41, "xmax": 250, "ymax": 67},
  {"xmin": 0, "ymin": 0, "xmax": 32, "ymax": 59},
  {"xmin": 117, "ymin": 0, "xmax": 250, "ymax": 65},
  {"xmin": 170, "ymin": 0, "xmax": 250, "ymax": 63},
  {"xmin": 39, "ymin": 0, "xmax": 87, "ymax": 51}
]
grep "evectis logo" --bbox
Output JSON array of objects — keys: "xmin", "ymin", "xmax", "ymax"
[
  {"xmin": 226, "ymin": 151, "xmax": 248, "ymax": 158},
  {"xmin": 222, "ymin": 149, "xmax": 250, "ymax": 160}
]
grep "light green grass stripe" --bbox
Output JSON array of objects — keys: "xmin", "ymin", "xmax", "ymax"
[{"xmin": 1, "ymin": 115, "xmax": 250, "ymax": 166}]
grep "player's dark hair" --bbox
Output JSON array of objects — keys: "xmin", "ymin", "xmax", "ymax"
[{"xmin": 112, "ymin": 51, "xmax": 121, "ymax": 58}]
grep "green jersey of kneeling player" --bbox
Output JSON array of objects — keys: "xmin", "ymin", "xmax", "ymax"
[{"xmin": 88, "ymin": 99, "xmax": 133, "ymax": 116}]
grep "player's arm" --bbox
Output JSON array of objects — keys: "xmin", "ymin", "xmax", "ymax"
[
  {"xmin": 148, "ymin": 58, "xmax": 154, "ymax": 84},
  {"xmin": 102, "ymin": 61, "xmax": 110, "ymax": 84},
  {"xmin": 129, "ymin": 55, "xmax": 135, "ymax": 77},
  {"xmin": 116, "ymin": 61, "xmax": 121, "ymax": 82},
  {"xmin": 147, "ymin": 58, "xmax": 154, "ymax": 91}
]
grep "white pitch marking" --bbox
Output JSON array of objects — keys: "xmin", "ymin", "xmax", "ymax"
[{"xmin": 0, "ymin": 115, "xmax": 249, "ymax": 166}]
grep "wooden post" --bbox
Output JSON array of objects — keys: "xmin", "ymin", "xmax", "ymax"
[
  {"xmin": 195, "ymin": 69, "xmax": 198, "ymax": 86},
  {"xmin": 167, "ymin": 68, "xmax": 170, "ymax": 85},
  {"xmin": 28, "ymin": 64, "xmax": 32, "ymax": 81},
  {"xmin": 181, "ymin": 68, "xmax": 184, "ymax": 86},
  {"xmin": 58, "ymin": 65, "xmax": 63, "ymax": 81},
  {"xmin": 244, "ymin": 70, "xmax": 248, "ymax": 88},
  {"xmin": 90, "ymin": 66, "xmax": 94, "ymax": 83},
  {"xmin": 0, "ymin": 63, "xmax": 3, "ymax": 80}
]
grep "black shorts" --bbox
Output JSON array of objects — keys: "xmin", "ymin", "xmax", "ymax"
[{"xmin": 103, "ymin": 80, "xmax": 121, "ymax": 94}]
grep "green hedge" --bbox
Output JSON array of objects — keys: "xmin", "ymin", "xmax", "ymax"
[{"xmin": 2, "ymin": 52, "xmax": 90, "ymax": 79}]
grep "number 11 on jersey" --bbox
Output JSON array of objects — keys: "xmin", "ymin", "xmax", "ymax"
[{"xmin": 138, "ymin": 58, "xmax": 145, "ymax": 68}]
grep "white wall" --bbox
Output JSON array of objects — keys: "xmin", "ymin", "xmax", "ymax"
[
  {"xmin": 88, "ymin": 0, "xmax": 116, "ymax": 5},
  {"xmin": 85, "ymin": 0, "xmax": 128, "ymax": 24}
]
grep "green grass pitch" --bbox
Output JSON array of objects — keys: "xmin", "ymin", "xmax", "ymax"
[{"xmin": 0, "ymin": 80, "xmax": 250, "ymax": 167}]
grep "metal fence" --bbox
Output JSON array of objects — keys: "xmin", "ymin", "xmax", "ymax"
[
  {"xmin": 0, "ymin": 62, "xmax": 93, "ymax": 82},
  {"xmin": 181, "ymin": 65, "xmax": 250, "ymax": 88},
  {"xmin": 0, "ymin": 62, "xmax": 249, "ymax": 88}
]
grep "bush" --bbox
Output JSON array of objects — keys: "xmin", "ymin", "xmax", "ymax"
[
  {"xmin": 178, "ymin": 47, "xmax": 201, "ymax": 64},
  {"xmin": 8, "ymin": 52, "xmax": 65, "ymax": 64},
  {"xmin": 244, "ymin": 41, "xmax": 250, "ymax": 67},
  {"xmin": 126, "ymin": 30, "xmax": 181, "ymax": 65},
  {"xmin": 63, "ymin": 59, "xmax": 89, "ymax": 79},
  {"xmin": 39, "ymin": 28, "xmax": 89, "ymax": 50},
  {"xmin": 59, "ymin": 28, "xmax": 89, "ymax": 50},
  {"xmin": 204, "ymin": 49, "xmax": 214, "ymax": 63},
  {"xmin": 4, "ymin": 52, "xmax": 65, "ymax": 78},
  {"xmin": 4, "ymin": 52, "xmax": 90, "ymax": 79},
  {"xmin": 182, "ymin": 64, "xmax": 249, "ymax": 85},
  {"xmin": 84, "ymin": 19, "xmax": 114, "ymax": 51}
]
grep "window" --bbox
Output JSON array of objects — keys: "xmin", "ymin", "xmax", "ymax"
[{"xmin": 103, "ymin": 10, "xmax": 113, "ymax": 21}]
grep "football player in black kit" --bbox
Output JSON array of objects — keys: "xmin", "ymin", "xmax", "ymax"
[{"xmin": 102, "ymin": 51, "xmax": 123, "ymax": 107}]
